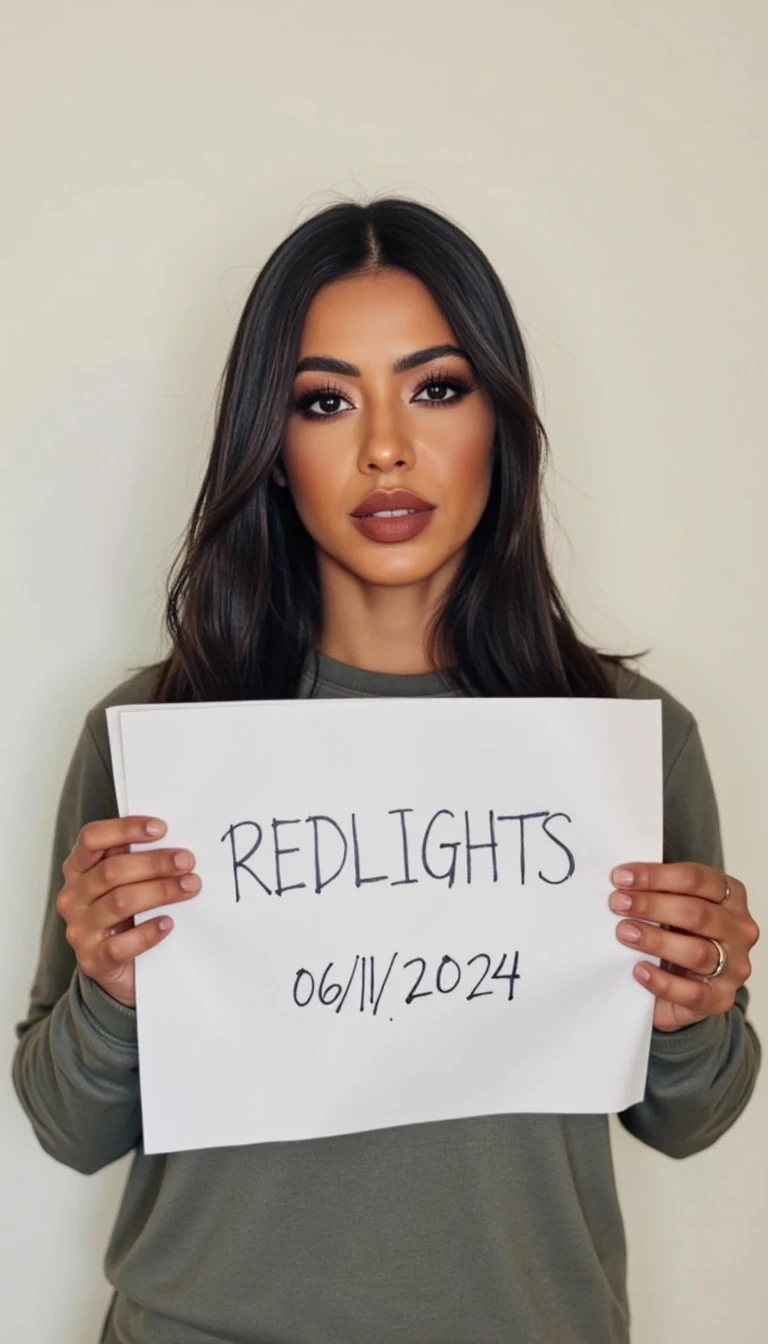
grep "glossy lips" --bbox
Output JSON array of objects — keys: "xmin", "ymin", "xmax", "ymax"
[{"xmin": 350, "ymin": 488, "xmax": 436, "ymax": 543}]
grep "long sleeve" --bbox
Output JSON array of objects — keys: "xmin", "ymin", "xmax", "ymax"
[
  {"xmin": 12, "ymin": 715, "xmax": 143, "ymax": 1175},
  {"xmin": 618, "ymin": 714, "xmax": 761, "ymax": 1158}
]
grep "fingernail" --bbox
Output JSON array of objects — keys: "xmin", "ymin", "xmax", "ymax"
[
  {"xmin": 159, "ymin": 917, "xmax": 173, "ymax": 933},
  {"xmin": 618, "ymin": 922, "xmax": 641, "ymax": 943},
  {"xmin": 612, "ymin": 868, "xmax": 635, "ymax": 887},
  {"xmin": 146, "ymin": 820, "xmax": 166, "ymax": 837},
  {"xmin": 612, "ymin": 893, "xmax": 633, "ymax": 912},
  {"xmin": 635, "ymin": 965, "xmax": 652, "ymax": 982},
  {"xmin": 174, "ymin": 851, "xmax": 194, "ymax": 870},
  {"xmin": 180, "ymin": 875, "xmax": 200, "ymax": 891}
]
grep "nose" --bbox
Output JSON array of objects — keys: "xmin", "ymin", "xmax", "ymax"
[{"xmin": 356, "ymin": 401, "xmax": 415, "ymax": 475}]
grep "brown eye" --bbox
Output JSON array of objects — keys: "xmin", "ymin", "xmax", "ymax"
[
  {"xmin": 294, "ymin": 387, "xmax": 354, "ymax": 419},
  {"xmin": 412, "ymin": 375, "xmax": 474, "ymax": 406},
  {"xmin": 415, "ymin": 382, "xmax": 455, "ymax": 403},
  {"xmin": 312, "ymin": 393, "xmax": 346, "ymax": 415}
]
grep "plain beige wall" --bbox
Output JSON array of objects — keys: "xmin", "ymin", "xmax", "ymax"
[{"xmin": 2, "ymin": 1, "xmax": 765, "ymax": 1339}]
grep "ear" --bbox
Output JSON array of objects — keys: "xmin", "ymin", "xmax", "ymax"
[{"xmin": 273, "ymin": 463, "xmax": 288, "ymax": 488}]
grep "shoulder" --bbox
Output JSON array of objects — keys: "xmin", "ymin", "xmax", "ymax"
[
  {"xmin": 603, "ymin": 661, "xmax": 723, "ymax": 865},
  {"xmin": 48, "ymin": 665, "xmax": 163, "ymax": 844},
  {"xmin": 83, "ymin": 663, "xmax": 162, "ymax": 762},
  {"xmin": 602, "ymin": 660, "xmax": 697, "ymax": 786}
]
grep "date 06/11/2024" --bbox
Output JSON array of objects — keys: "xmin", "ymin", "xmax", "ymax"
[{"xmin": 292, "ymin": 951, "xmax": 521, "ymax": 1018}]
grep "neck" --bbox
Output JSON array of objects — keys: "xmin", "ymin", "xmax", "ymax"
[{"xmin": 316, "ymin": 553, "xmax": 457, "ymax": 675}]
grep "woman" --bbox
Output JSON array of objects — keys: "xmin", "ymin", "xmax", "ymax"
[{"xmin": 14, "ymin": 198, "xmax": 760, "ymax": 1344}]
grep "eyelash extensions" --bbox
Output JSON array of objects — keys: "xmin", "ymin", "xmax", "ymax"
[
  {"xmin": 413, "ymin": 368, "xmax": 475, "ymax": 406},
  {"xmin": 293, "ymin": 368, "xmax": 476, "ymax": 420},
  {"xmin": 293, "ymin": 381, "xmax": 350, "ymax": 418}
]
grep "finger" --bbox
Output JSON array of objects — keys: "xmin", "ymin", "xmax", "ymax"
[
  {"xmin": 609, "ymin": 888, "xmax": 724, "ymax": 937},
  {"xmin": 633, "ymin": 960, "xmax": 733, "ymax": 1016},
  {"xmin": 90, "ymin": 874, "xmax": 201, "ymax": 931},
  {"xmin": 616, "ymin": 919, "xmax": 724, "ymax": 976},
  {"xmin": 66, "ymin": 817, "xmax": 167, "ymax": 877},
  {"xmin": 78, "ymin": 848, "xmax": 196, "ymax": 906},
  {"xmin": 612, "ymin": 862, "xmax": 744, "ymax": 907},
  {"xmin": 94, "ymin": 914, "xmax": 175, "ymax": 970}
]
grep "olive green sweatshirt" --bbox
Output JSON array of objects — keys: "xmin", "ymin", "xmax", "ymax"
[{"xmin": 13, "ymin": 656, "xmax": 760, "ymax": 1344}]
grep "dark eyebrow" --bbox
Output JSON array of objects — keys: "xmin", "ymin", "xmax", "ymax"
[{"xmin": 294, "ymin": 344, "xmax": 469, "ymax": 378}]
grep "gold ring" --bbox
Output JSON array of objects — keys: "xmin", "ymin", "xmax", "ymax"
[{"xmin": 706, "ymin": 937, "xmax": 728, "ymax": 979}]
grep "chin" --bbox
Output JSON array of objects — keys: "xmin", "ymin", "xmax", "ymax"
[
  {"xmin": 361, "ymin": 566, "xmax": 439, "ymax": 588},
  {"xmin": 346, "ymin": 545, "xmax": 463, "ymax": 588}
]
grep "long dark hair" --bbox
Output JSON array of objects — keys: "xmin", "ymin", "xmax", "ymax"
[{"xmin": 153, "ymin": 197, "xmax": 623, "ymax": 703}]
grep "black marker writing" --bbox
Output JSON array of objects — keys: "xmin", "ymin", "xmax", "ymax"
[
  {"xmin": 421, "ymin": 809, "xmax": 459, "ymax": 887},
  {"xmin": 496, "ymin": 812, "xmax": 549, "ymax": 885},
  {"xmin": 221, "ymin": 820, "xmax": 272, "ymax": 900},
  {"xmin": 351, "ymin": 813, "xmax": 388, "ymax": 887},
  {"xmin": 292, "ymin": 949, "xmax": 521, "ymax": 1015},
  {"xmin": 464, "ymin": 809, "xmax": 498, "ymax": 884},
  {"xmin": 221, "ymin": 806, "xmax": 579, "ymax": 899},
  {"xmin": 272, "ymin": 818, "xmax": 306, "ymax": 897},
  {"xmin": 389, "ymin": 807, "xmax": 418, "ymax": 886},
  {"xmin": 305, "ymin": 814, "xmax": 348, "ymax": 895},
  {"xmin": 539, "ymin": 812, "xmax": 576, "ymax": 884}
]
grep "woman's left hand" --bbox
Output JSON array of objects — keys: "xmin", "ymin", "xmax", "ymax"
[{"xmin": 609, "ymin": 863, "xmax": 760, "ymax": 1032}]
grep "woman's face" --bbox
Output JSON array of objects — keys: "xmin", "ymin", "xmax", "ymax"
[{"xmin": 281, "ymin": 268, "xmax": 496, "ymax": 590}]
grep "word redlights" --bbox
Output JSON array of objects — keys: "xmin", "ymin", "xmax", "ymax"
[{"xmin": 221, "ymin": 807, "xmax": 576, "ymax": 900}]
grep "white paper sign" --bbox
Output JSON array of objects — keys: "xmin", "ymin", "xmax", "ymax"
[{"xmin": 107, "ymin": 697, "xmax": 662, "ymax": 1154}]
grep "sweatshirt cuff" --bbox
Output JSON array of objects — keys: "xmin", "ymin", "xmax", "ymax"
[
  {"xmin": 75, "ymin": 967, "xmax": 138, "ymax": 1045},
  {"xmin": 649, "ymin": 1012, "xmax": 723, "ymax": 1059}
]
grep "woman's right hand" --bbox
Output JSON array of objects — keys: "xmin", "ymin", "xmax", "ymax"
[{"xmin": 56, "ymin": 816, "xmax": 201, "ymax": 1009}]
